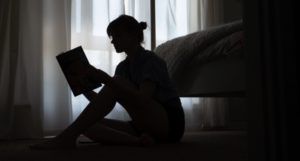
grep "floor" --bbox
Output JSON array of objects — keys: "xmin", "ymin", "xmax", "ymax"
[{"xmin": 0, "ymin": 131, "xmax": 248, "ymax": 161}]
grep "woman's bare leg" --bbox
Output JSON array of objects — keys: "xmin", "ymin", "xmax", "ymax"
[
  {"xmin": 83, "ymin": 119, "xmax": 139, "ymax": 145},
  {"xmin": 109, "ymin": 76, "xmax": 169, "ymax": 141},
  {"xmin": 83, "ymin": 118, "xmax": 155, "ymax": 146},
  {"xmin": 30, "ymin": 85, "xmax": 128, "ymax": 149},
  {"xmin": 30, "ymin": 76, "xmax": 169, "ymax": 149},
  {"xmin": 55, "ymin": 86, "xmax": 117, "ymax": 140},
  {"xmin": 82, "ymin": 76, "xmax": 169, "ymax": 142},
  {"xmin": 60, "ymin": 76, "xmax": 169, "ymax": 144}
]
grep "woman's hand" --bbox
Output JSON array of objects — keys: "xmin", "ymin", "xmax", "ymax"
[
  {"xmin": 86, "ymin": 65, "xmax": 111, "ymax": 84},
  {"xmin": 83, "ymin": 90, "xmax": 98, "ymax": 102}
]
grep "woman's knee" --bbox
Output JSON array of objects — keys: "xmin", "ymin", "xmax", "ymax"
[{"xmin": 112, "ymin": 76, "xmax": 137, "ymax": 89}]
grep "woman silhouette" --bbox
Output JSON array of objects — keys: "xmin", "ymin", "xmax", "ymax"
[{"xmin": 31, "ymin": 15, "xmax": 185, "ymax": 149}]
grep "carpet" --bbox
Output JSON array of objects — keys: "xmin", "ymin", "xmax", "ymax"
[{"xmin": 0, "ymin": 131, "xmax": 248, "ymax": 161}]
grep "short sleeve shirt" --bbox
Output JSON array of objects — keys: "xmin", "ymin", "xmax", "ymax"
[{"xmin": 114, "ymin": 48, "xmax": 179, "ymax": 105}]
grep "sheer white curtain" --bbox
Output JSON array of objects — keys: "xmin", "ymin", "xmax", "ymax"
[
  {"xmin": 155, "ymin": 0, "xmax": 224, "ymax": 44},
  {"xmin": 41, "ymin": 0, "xmax": 73, "ymax": 136},
  {"xmin": 1, "ymin": 0, "xmax": 72, "ymax": 139},
  {"xmin": 200, "ymin": 0, "xmax": 224, "ymax": 29},
  {"xmin": 20, "ymin": 0, "xmax": 73, "ymax": 137}
]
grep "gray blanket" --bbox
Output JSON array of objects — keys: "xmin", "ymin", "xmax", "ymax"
[{"xmin": 154, "ymin": 20, "xmax": 244, "ymax": 79}]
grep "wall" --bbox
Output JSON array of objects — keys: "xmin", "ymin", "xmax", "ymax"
[{"xmin": 223, "ymin": 0, "xmax": 243, "ymax": 23}]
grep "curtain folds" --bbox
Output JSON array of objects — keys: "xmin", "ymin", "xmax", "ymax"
[
  {"xmin": 41, "ymin": 0, "xmax": 72, "ymax": 136},
  {"xmin": 0, "ymin": 0, "xmax": 21, "ymax": 139},
  {"xmin": 1, "ymin": 0, "xmax": 72, "ymax": 139},
  {"xmin": 200, "ymin": 0, "xmax": 224, "ymax": 29}
]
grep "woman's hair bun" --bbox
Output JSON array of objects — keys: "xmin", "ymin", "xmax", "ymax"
[{"xmin": 139, "ymin": 22, "xmax": 147, "ymax": 30}]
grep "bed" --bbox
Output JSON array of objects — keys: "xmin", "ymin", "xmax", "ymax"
[{"xmin": 154, "ymin": 20, "xmax": 245, "ymax": 97}]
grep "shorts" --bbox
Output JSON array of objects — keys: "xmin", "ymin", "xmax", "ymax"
[
  {"xmin": 163, "ymin": 98, "xmax": 185, "ymax": 143},
  {"xmin": 128, "ymin": 98, "xmax": 185, "ymax": 143}
]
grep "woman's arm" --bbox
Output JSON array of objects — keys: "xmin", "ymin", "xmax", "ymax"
[
  {"xmin": 83, "ymin": 90, "xmax": 98, "ymax": 102},
  {"xmin": 87, "ymin": 66, "xmax": 156, "ymax": 105},
  {"xmin": 105, "ymin": 76, "xmax": 156, "ymax": 106}
]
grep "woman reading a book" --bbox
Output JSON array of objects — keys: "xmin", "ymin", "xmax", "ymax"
[{"xmin": 31, "ymin": 15, "xmax": 185, "ymax": 149}]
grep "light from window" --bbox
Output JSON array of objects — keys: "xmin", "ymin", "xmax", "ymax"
[{"xmin": 75, "ymin": 0, "xmax": 81, "ymax": 33}]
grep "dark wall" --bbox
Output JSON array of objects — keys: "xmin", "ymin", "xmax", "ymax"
[
  {"xmin": 244, "ymin": 0, "xmax": 296, "ymax": 161},
  {"xmin": 223, "ymin": 0, "xmax": 243, "ymax": 23}
]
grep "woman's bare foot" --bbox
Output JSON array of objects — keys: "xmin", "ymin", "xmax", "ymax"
[{"xmin": 138, "ymin": 133, "xmax": 155, "ymax": 147}]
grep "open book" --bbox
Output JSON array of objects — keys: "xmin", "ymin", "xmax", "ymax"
[{"xmin": 56, "ymin": 46, "xmax": 102, "ymax": 96}]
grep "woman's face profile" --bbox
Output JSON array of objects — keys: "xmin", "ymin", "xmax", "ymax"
[
  {"xmin": 110, "ymin": 35, "xmax": 123, "ymax": 53},
  {"xmin": 110, "ymin": 31, "xmax": 133, "ymax": 53}
]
